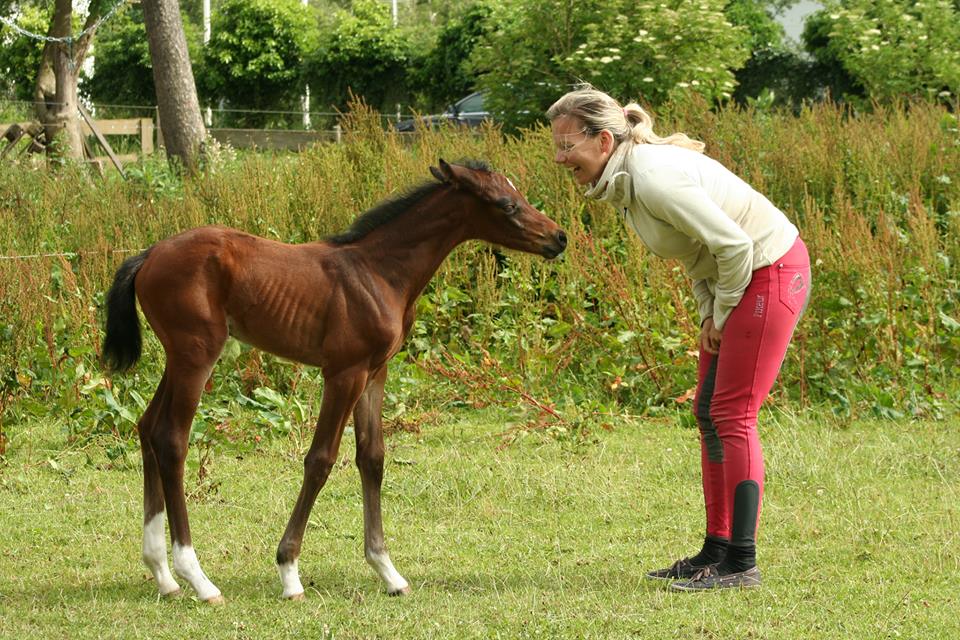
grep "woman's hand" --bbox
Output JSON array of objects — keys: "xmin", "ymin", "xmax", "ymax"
[{"xmin": 700, "ymin": 317, "xmax": 722, "ymax": 355}]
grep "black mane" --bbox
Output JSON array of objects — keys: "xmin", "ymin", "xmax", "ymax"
[
  {"xmin": 326, "ymin": 181, "xmax": 444, "ymax": 245},
  {"xmin": 325, "ymin": 160, "xmax": 494, "ymax": 245}
]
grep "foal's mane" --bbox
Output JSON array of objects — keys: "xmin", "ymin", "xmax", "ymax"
[{"xmin": 325, "ymin": 160, "xmax": 493, "ymax": 245}]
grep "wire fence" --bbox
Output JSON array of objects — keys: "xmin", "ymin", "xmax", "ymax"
[
  {"xmin": 0, "ymin": 248, "xmax": 143, "ymax": 261},
  {"xmin": 1, "ymin": 94, "xmax": 442, "ymax": 169},
  {"xmin": 1, "ymin": 4, "xmax": 425, "ymax": 130},
  {"xmin": 1, "ymin": 98, "xmax": 419, "ymax": 131}
]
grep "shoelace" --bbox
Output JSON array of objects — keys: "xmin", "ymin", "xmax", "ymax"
[
  {"xmin": 689, "ymin": 564, "xmax": 719, "ymax": 582},
  {"xmin": 669, "ymin": 558, "xmax": 692, "ymax": 572},
  {"xmin": 663, "ymin": 557, "xmax": 698, "ymax": 576}
]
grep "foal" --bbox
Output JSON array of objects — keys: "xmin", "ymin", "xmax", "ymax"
[{"xmin": 102, "ymin": 160, "xmax": 567, "ymax": 602}]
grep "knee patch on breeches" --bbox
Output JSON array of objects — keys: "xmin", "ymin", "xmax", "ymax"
[{"xmin": 696, "ymin": 356, "xmax": 724, "ymax": 463}]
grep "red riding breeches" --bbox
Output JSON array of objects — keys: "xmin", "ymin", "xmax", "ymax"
[{"xmin": 694, "ymin": 237, "xmax": 811, "ymax": 545}]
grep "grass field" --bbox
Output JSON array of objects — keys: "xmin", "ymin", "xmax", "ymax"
[{"xmin": 1, "ymin": 410, "xmax": 958, "ymax": 639}]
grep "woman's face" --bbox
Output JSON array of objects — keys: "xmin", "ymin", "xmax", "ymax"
[{"xmin": 551, "ymin": 115, "xmax": 615, "ymax": 186}]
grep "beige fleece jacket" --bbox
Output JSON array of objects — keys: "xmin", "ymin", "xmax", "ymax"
[{"xmin": 584, "ymin": 141, "xmax": 799, "ymax": 330}]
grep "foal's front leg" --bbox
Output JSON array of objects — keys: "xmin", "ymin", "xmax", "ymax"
[
  {"xmin": 354, "ymin": 366, "xmax": 410, "ymax": 595},
  {"xmin": 276, "ymin": 370, "xmax": 368, "ymax": 599}
]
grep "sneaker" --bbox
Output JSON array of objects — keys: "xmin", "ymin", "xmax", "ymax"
[
  {"xmin": 645, "ymin": 557, "xmax": 710, "ymax": 581},
  {"xmin": 670, "ymin": 564, "xmax": 761, "ymax": 591}
]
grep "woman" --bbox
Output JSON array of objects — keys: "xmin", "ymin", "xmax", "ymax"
[{"xmin": 548, "ymin": 86, "xmax": 810, "ymax": 591}]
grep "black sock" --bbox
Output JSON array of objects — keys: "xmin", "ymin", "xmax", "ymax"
[
  {"xmin": 689, "ymin": 535, "xmax": 728, "ymax": 566},
  {"xmin": 717, "ymin": 543, "xmax": 756, "ymax": 573}
]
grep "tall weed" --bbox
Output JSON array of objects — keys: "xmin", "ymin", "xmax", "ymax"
[{"xmin": 1, "ymin": 101, "xmax": 957, "ymax": 450}]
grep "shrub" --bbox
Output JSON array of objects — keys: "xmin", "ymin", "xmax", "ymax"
[
  {"xmin": 472, "ymin": 0, "xmax": 752, "ymax": 131},
  {"xmin": 200, "ymin": 0, "xmax": 315, "ymax": 127},
  {"xmin": 806, "ymin": 0, "xmax": 960, "ymax": 106},
  {"xmin": 1, "ymin": 101, "xmax": 957, "ymax": 450},
  {"xmin": 302, "ymin": 0, "xmax": 417, "ymax": 115}
]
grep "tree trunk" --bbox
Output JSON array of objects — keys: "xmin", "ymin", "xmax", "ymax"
[
  {"xmin": 33, "ymin": 0, "xmax": 97, "ymax": 162},
  {"xmin": 141, "ymin": 0, "xmax": 206, "ymax": 172}
]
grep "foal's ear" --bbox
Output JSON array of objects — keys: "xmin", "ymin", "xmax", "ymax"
[{"xmin": 430, "ymin": 158, "xmax": 456, "ymax": 184}]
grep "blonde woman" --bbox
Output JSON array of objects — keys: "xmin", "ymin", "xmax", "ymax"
[{"xmin": 548, "ymin": 85, "xmax": 810, "ymax": 591}]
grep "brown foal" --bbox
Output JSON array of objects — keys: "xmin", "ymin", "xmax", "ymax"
[{"xmin": 101, "ymin": 160, "xmax": 567, "ymax": 602}]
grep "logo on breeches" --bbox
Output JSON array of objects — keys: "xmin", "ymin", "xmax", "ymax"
[
  {"xmin": 789, "ymin": 273, "xmax": 805, "ymax": 294},
  {"xmin": 753, "ymin": 295, "xmax": 765, "ymax": 317}
]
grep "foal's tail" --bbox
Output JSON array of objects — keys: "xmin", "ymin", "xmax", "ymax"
[{"xmin": 102, "ymin": 248, "xmax": 152, "ymax": 373}]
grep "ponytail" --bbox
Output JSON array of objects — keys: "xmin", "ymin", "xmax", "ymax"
[
  {"xmin": 547, "ymin": 84, "xmax": 705, "ymax": 153},
  {"xmin": 623, "ymin": 102, "xmax": 705, "ymax": 152}
]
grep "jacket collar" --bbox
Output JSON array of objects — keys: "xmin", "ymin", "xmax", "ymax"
[{"xmin": 583, "ymin": 141, "xmax": 633, "ymax": 209}]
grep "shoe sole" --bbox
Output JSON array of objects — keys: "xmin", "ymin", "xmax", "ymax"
[
  {"xmin": 670, "ymin": 580, "xmax": 761, "ymax": 592},
  {"xmin": 669, "ymin": 569, "xmax": 762, "ymax": 592}
]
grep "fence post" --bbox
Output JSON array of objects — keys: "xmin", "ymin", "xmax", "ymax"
[
  {"xmin": 155, "ymin": 107, "xmax": 164, "ymax": 150},
  {"xmin": 140, "ymin": 118, "xmax": 155, "ymax": 156},
  {"xmin": 334, "ymin": 124, "xmax": 341, "ymax": 144},
  {"xmin": 77, "ymin": 103, "xmax": 126, "ymax": 178}
]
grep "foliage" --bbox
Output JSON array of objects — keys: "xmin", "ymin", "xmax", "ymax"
[
  {"xmin": 84, "ymin": 5, "xmax": 203, "ymax": 109},
  {"xmin": 0, "ymin": 4, "xmax": 50, "ymax": 102},
  {"xmin": 472, "ymin": 0, "xmax": 752, "ymax": 131},
  {"xmin": 808, "ymin": 0, "xmax": 960, "ymax": 106},
  {"xmin": 726, "ymin": 0, "xmax": 787, "ymax": 51},
  {"xmin": 731, "ymin": 47, "xmax": 823, "ymax": 111},
  {"xmin": 302, "ymin": 0, "xmax": 418, "ymax": 115},
  {"xmin": 799, "ymin": 9, "xmax": 866, "ymax": 103},
  {"xmin": 411, "ymin": 2, "xmax": 493, "ymax": 112},
  {"xmin": 199, "ymin": 0, "xmax": 314, "ymax": 127},
  {"xmin": 0, "ymin": 101, "xmax": 958, "ymax": 451},
  {"xmin": 725, "ymin": 0, "xmax": 816, "ymax": 110}
]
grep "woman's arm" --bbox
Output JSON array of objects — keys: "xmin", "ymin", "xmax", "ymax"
[{"xmin": 634, "ymin": 168, "xmax": 753, "ymax": 330}]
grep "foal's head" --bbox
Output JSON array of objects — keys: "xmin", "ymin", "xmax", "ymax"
[{"xmin": 430, "ymin": 160, "xmax": 567, "ymax": 259}]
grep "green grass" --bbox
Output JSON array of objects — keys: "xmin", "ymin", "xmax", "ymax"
[{"xmin": 1, "ymin": 411, "xmax": 958, "ymax": 639}]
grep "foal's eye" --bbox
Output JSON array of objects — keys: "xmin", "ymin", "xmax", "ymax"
[{"xmin": 501, "ymin": 201, "xmax": 518, "ymax": 216}]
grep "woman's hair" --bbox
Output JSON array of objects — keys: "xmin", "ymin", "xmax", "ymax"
[{"xmin": 546, "ymin": 84, "xmax": 705, "ymax": 153}]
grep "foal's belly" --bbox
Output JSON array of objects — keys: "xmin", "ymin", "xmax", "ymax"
[{"xmin": 225, "ymin": 315, "xmax": 326, "ymax": 368}]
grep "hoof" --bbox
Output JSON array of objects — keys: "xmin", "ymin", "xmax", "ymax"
[
  {"xmin": 204, "ymin": 594, "xmax": 226, "ymax": 606},
  {"xmin": 388, "ymin": 585, "xmax": 412, "ymax": 597},
  {"xmin": 286, "ymin": 592, "xmax": 306, "ymax": 601}
]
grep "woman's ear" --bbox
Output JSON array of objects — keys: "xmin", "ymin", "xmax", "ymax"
[{"xmin": 600, "ymin": 130, "xmax": 616, "ymax": 155}]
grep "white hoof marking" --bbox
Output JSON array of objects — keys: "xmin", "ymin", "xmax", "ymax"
[
  {"xmin": 142, "ymin": 513, "xmax": 181, "ymax": 596},
  {"xmin": 366, "ymin": 550, "xmax": 409, "ymax": 595},
  {"xmin": 278, "ymin": 559, "xmax": 305, "ymax": 599},
  {"xmin": 172, "ymin": 543, "xmax": 222, "ymax": 602}
]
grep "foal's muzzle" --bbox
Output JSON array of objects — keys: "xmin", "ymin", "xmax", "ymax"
[{"xmin": 543, "ymin": 230, "xmax": 568, "ymax": 259}]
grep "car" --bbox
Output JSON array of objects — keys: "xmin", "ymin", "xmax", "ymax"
[{"xmin": 394, "ymin": 92, "xmax": 491, "ymax": 132}]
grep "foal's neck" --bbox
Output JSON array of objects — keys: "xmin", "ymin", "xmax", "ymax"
[{"xmin": 352, "ymin": 188, "xmax": 472, "ymax": 299}]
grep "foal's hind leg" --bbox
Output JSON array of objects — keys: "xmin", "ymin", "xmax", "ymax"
[
  {"xmin": 138, "ymin": 373, "xmax": 182, "ymax": 597},
  {"xmin": 354, "ymin": 367, "xmax": 410, "ymax": 595},
  {"xmin": 152, "ymin": 342, "xmax": 226, "ymax": 604}
]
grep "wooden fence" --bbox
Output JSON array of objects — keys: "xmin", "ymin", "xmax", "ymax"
[
  {"xmin": 83, "ymin": 117, "xmax": 155, "ymax": 163},
  {"xmin": 2, "ymin": 115, "xmax": 367, "ymax": 174},
  {"xmin": 2, "ymin": 119, "xmax": 345, "ymax": 153},
  {"xmin": 0, "ymin": 116, "xmax": 154, "ymax": 170},
  {"xmin": 208, "ymin": 127, "xmax": 340, "ymax": 150}
]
